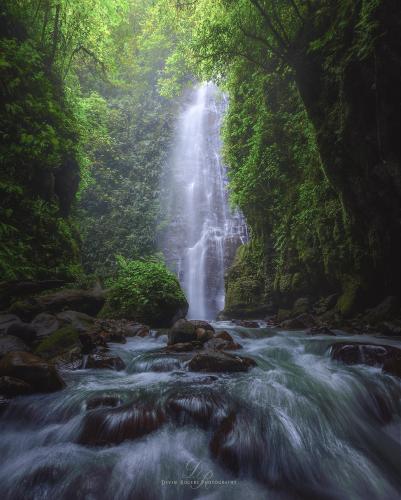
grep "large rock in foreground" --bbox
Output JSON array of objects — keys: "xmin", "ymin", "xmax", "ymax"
[
  {"xmin": 78, "ymin": 403, "xmax": 166, "ymax": 446},
  {"xmin": 188, "ymin": 351, "xmax": 256, "ymax": 373},
  {"xmin": 0, "ymin": 351, "xmax": 65, "ymax": 392}
]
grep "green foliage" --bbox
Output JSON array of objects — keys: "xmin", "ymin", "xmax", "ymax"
[{"xmin": 101, "ymin": 256, "xmax": 187, "ymax": 326}]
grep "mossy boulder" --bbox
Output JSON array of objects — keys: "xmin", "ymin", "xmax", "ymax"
[
  {"xmin": 35, "ymin": 325, "xmax": 80, "ymax": 359},
  {"xmin": 99, "ymin": 257, "xmax": 188, "ymax": 327}
]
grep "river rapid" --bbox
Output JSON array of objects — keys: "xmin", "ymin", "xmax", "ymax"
[{"xmin": 0, "ymin": 323, "xmax": 400, "ymax": 500}]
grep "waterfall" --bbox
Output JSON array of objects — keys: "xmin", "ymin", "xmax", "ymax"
[{"xmin": 161, "ymin": 83, "xmax": 247, "ymax": 320}]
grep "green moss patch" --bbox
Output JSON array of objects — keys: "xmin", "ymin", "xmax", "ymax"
[{"xmin": 35, "ymin": 326, "xmax": 80, "ymax": 358}]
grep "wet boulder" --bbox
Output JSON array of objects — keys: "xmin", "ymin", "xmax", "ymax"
[
  {"xmin": 0, "ymin": 351, "xmax": 65, "ymax": 392},
  {"xmin": 330, "ymin": 342, "xmax": 401, "ymax": 376},
  {"xmin": 168, "ymin": 319, "xmax": 197, "ymax": 345},
  {"xmin": 204, "ymin": 338, "xmax": 243, "ymax": 351},
  {"xmin": 188, "ymin": 351, "xmax": 256, "ymax": 372},
  {"xmin": 78, "ymin": 403, "xmax": 166, "ymax": 446},
  {"xmin": 6, "ymin": 321, "xmax": 37, "ymax": 342},
  {"xmin": 0, "ymin": 335, "xmax": 29, "ymax": 357},
  {"xmin": 215, "ymin": 331, "xmax": 234, "ymax": 342},
  {"xmin": 0, "ymin": 375, "xmax": 33, "ymax": 397},
  {"xmin": 232, "ymin": 320, "xmax": 259, "ymax": 328},
  {"xmin": 210, "ymin": 411, "xmax": 269, "ymax": 477},
  {"xmin": 0, "ymin": 314, "xmax": 21, "ymax": 334},
  {"xmin": 195, "ymin": 327, "xmax": 214, "ymax": 343},
  {"xmin": 166, "ymin": 391, "xmax": 229, "ymax": 429},
  {"xmin": 86, "ymin": 352, "xmax": 126, "ymax": 371},
  {"xmin": 86, "ymin": 395, "xmax": 122, "ymax": 410},
  {"xmin": 188, "ymin": 320, "xmax": 215, "ymax": 333},
  {"xmin": 124, "ymin": 323, "xmax": 150, "ymax": 337},
  {"xmin": 165, "ymin": 342, "xmax": 199, "ymax": 353}
]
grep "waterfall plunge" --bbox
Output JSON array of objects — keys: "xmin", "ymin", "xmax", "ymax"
[{"xmin": 161, "ymin": 83, "xmax": 247, "ymax": 320}]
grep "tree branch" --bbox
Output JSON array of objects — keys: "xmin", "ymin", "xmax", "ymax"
[{"xmin": 249, "ymin": 0, "xmax": 289, "ymax": 50}]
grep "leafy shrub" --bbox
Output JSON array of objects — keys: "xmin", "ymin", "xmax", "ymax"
[{"xmin": 100, "ymin": 256, "xmax": 188, "ymax": 326}]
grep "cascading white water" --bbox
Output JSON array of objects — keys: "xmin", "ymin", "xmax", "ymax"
[{"xmin": 161, "ymin": 83, "xmax": 247, "ymax": 319}]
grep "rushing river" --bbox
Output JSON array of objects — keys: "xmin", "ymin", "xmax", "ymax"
[{"xmin": 0, "ymin": 324, "xmax": 400, "ymax": 500}]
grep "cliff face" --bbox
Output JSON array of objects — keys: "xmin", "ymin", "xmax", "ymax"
[
  {"xmin": 293, "ymin": 0, "xmax": 400, "ymax": 307},
  {"xmin": 222, "ymin": 1, "xmax": 400, "ymax": 320}
]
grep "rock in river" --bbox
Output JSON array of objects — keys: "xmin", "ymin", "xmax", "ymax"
[
  {"xmin": 78, "ymin": 403, "xmax": 166, "ymax": 446},
  {"xmin": 168, "ymin": 319, "xmax": 197, "ymax": 345},
  {"xmin": 330, "ymin": 341, "xmax": 401, "ymax": 377},
  {"xmin": 188, "ymin": 351, "xmax": 256, "ymax": 372},
  {"xmin": 0, "ymin": 351, "xmax": 65, "ymax": 392}
]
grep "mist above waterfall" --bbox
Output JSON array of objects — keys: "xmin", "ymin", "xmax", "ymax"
[{"xmin": 160, "ymin": 83, "xmax": 247, "ymax": 320}]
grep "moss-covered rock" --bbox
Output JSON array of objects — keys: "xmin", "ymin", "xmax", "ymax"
[{"xmin": 35, "ymin": 325, "xmax": 80, "ymax": 359}]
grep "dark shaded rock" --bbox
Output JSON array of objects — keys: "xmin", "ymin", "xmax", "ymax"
[
  {"xmin": 0, "ymin": 351, "xmax": 65, "ymax": 392},
  {"xmin": 165, "ymin": 342, "xmax": 198, "ymax": 353},
  {"xmin": 383, "ymin": 357, "xmax": 401, "ymax": 378},
  {"xmin": 9, "ymin": 289, "xmax": 105, "ymax": 321},
  {"xmin": 364, "ymin": 296, "xmax": 399, "ymax": 324},
  {"xmin": 57, "ymin": 310, "xmax": 95, "ymax": 333},
  {"xmin": 166, "ymin": 391, "xmax": 228, "ymax": 429},
  {"xmin": 86, "ymin": 353, "xmax": 126, "ymax": 371},
  {"xmin": 188, "ymin": 351, "xmax": 256, "ymax": 372},
  {"xmin": 78, "ymin": 403, "xmax": 166, "ymax": 446},
  {"xmin": 215, "ymin": 331, "xmax": 234, "ymax": 342},
  {"xmin": 6, "ymin": 322, "xmax": 37, "ymax": 342},
  {"xmin": 307, "ymin": 326, "xmax": 336, "ymax": 336},
  {"xmin": 195, "ymin": 327, "xmax": 214, "ymax": 343},
  {"xmin": 0, "ymin": 335, "xmax": 29, "ymax": 357},
  {"xmin": 204, "ymin": 338, "xmax": 243, "ymax": 351},
  {"xmin": 79, "ymin": 332, "xmax": 98, "ymax": 355},
  {"xmin": 280, "ymin": 313, "xmax": 317, "ymax": 330},
  {"xmin": 0, "ymin": 314, "xmax": 21, "ymax": 334},
  {"xmin": 232, "ymin": 320, "xmax": 259, "ymax": 328},
  {"xmin": 124, "ymin": 323, "xmax": 150, "ymax": 337},
  {"xmin": 188, "ymin": 320, "xmax": 215, "ymax": 332},
  {"xmin": 0, "ymin": 376, "xmax": 33, "ymax": 397},
  {"xmin": 210, "ymin": 412, "xmax": 239, "ymax": 474},
  {"xmin": 330, "ymin": 342, "xmax": 401, "ymax": 375},
  {"xmin": 210, "ymin": 411, "xmax": 268, "ymax": 477},
  {"xmin": 86, "ymin": 395, "xmax": 122, "ymax": 410},
  {"xmin": 31, "ymin": 313, "xmax": 60, "ymax": 339},
  {"xmin": 168, "ymin": 319, "xmax": 197, "ymax": 345}
]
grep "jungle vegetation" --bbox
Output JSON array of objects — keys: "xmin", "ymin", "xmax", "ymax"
[{"xmin": 0, "ymin": 0, "xmax": 399, "ymax": 319}]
